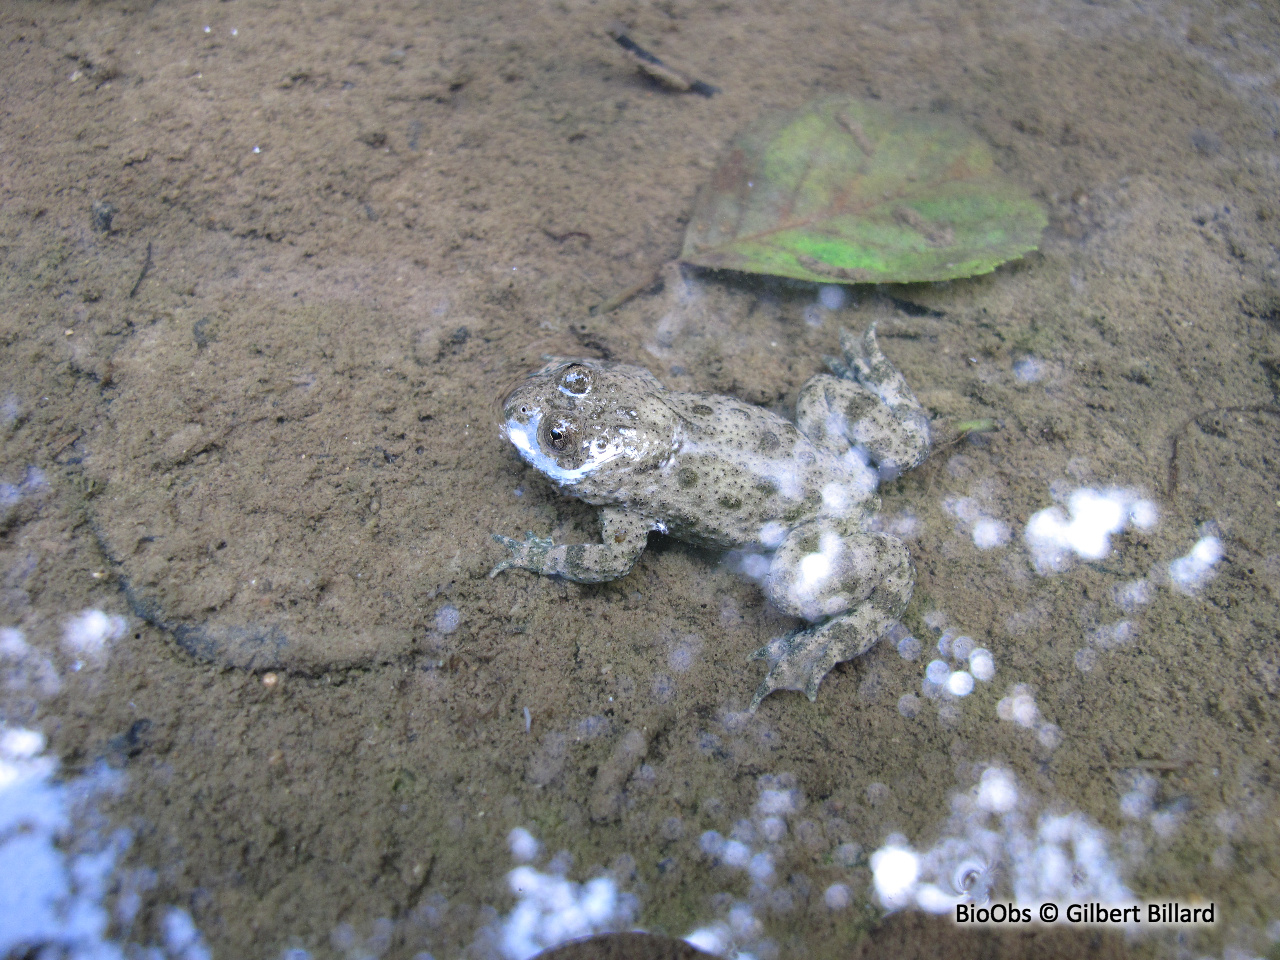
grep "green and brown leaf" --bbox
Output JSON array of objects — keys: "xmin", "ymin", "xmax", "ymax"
[{"xmin": 681, "ymin": 96, "xmax": 1047, "ymax": 284}]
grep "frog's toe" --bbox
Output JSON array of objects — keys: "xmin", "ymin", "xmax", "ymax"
[
  {"xmin": 748, "ymin": 614, "xmax": 886, "ymax": 711},
  {"xmin": 747, "ymin": 630, "xmax": 844, "ymax": 712},
  {"xmin": 835, "ymin": 324, "xmax": 886, "ymax": 383}
]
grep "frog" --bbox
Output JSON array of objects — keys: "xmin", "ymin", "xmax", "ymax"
[{"xmin": 491, "ymin": 325, "xmax": 930, "ymax": 711}]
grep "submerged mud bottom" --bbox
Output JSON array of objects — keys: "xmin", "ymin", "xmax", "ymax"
[{"xmin": 0, "ymin": 0, "xmax": 1278, "ymax": 957}]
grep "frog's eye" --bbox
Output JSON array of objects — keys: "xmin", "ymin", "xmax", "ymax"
[
  {"xmin": 540, "ymin": 416, "xmax": 580, "ymax": 455},
  {"xmin": 559, "ymin": 364, "xmax": 593, "ymax": 396}
]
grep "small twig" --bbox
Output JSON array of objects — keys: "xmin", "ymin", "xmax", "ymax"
[
  {"xmin": 1108, "ymin": 759, "xmax": 1194, "ymax": 772},
  {"xmin": 607, "ymin": 23, "xmax": 719, "ymax": 97},
  {"xmin": 591, "ymin": 265, "xmax": 665, "ymax": 315},
  {"xmin": 50, "ymin": 431, "xmax": 82, "ymax": 457},
  {"xmin": 128, "ymin": 240, "xmax": 153, "ymax": 298},
  {"xmin": 541, "ymin": 228, "xmax": 593, "ymax": 244}
]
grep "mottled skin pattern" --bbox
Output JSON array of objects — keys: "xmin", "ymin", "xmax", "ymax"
[{"xmin": 492, "ymin": 326, "xmax": 930, "ymax": 710}]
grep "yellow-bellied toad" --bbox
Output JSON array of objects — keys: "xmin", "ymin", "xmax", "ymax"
[{"xmin": 492, "ymin": 326, "xmax": 929, "ymax": 710}]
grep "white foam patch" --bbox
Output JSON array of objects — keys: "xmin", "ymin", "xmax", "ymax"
[
  {"xmin": 798, "ymin": 552, "xmax": 831, "ymax": 586},
  {"xmin": 976, "ymin": 768, "xmax": 1019, "ymax": 813},
  {"xmin": 971, "ymin": 518, "xmax": 1010, "ymax": 549},
  {"xmin": 1112, "ymin": 579, "xmax": 1152, "ymax": 612},
  {"xmin": 757, "ymin": 522, "xmax": 786, "ymax": 549},
  {"xmin": 823, "ymin": 883, "xmax": 852, "ymax": 910},
  {"xmin": 817, "ymin": 285, "xmax": 847, "ymax": 311},
  {"xmin": 925, "ymin": 660, "xmax": 951, "ymax": 685},
  {"xmin": 747, "ymin": 851, "xmax": 774, "ymax": 884},
  {"xmin": 508, "ymin": 828, "xmax": 540, "ymax": 863},
  {"xmin": 161, "ymin": 906, "xmax": 212, "ymax": 960},
  {"xmin": 684, "ymin": 925, "xmax": 730, "ymax": 955},
  {"xmin": 896, "ymin": 635, "xmax": 921, "ymax": 660},
  {"xmin": 1012, "ymin": 357, "xmax": 1044, "ymax": 383},
  {"xmin": 434, "ymin": 604, "xmax": 461, "ymax": 635},
  {"xmin": 871, "ymin": 844, "xmax": 921, "ymax": 910},
  {"xmin": 61, "ymin": 609, "xmax": 128, "ymax": 665},
  {"xmin": 943, "ymin": 497, "xmax": 1010, "ymax": 550},
  {"xmin": 498, "ymin": 862, "xmax": 637, "ymax": 960},
  {"xmin": 997, "ymin": 687, "xmax": 1040, "ymax": 728},
  {"xmin": 721, "ymin": 840, "xmax": 751, "ymax": 867},
  {"xmin": 738, "ymin": 553, "xmax": 770, "ymax": 582},
  {"xmin": 1118, "ymin": 774, "xmax": 1157, "ymax": 821},
  {"xmin": 946, "ymin": 671, "xmax": 975, "ymax": 697},
  {"xmin": 996, "ymin": 685, "xmax": 1059, "ymax": 749},
  {"xmin": 0, "ymin": 628, "xmax": 60, "ymax": 699},
  {"xmin": 0, "ymin": 724, "xmax": 132, "ymax": 959},
  {"xmin": 1167, "ymin": 535, "xmax": 1223, "ymax": 595},
  {"xmin": 1024, "ymin": 487, "xmax": 1157, "ymax": 573},
  {"xmin": 867, "ymin": 766, "xmax": 1131, "ymax": 915},
  {"xmin": 754, "ymin": 787, "xmax": 801, "ymax": 817},
  {"xmin": 1086, "ymin": 620, "xmax": 1136, "ymax": 650},
  {"xmin": 968, "ymin": 649, "xmax": 995, "ymax": 682}
]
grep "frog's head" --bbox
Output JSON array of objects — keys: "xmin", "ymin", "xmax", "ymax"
[{"xmin": 499, "ymin": 358, "xmax": 679, "ymax": 496}]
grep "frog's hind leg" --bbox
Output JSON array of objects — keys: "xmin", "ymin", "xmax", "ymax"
[
  {"xmin": 796, "ymin": 324, "xmax": 929, "ymax": 476},
  {"xmin": 750, "ymin": 526, "xmax": 913, "ymax": 711}
]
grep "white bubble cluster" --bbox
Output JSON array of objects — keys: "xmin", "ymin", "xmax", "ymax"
[
  {"xmin": 943, "ymin": 496, "xmax": 1010, "ymax": 550},
  {"xmin": 823, "ymin": 882, "xmax": 852, "ymax": 910},
  {"xmin": 867, "ymin": 766, "xmax": 1131, "ymax": 914},
  {"xmin": 968, "ymin": 649, "xmax": 995, "ymax": 682},
  {"xmin": 508, "ymin": 828, "xmax": 540, "ymax": 863},
  {"xmin": 996, "ymin": 685, "xmax": 1060, "ymax": 750},
  {"xmin": 1167, "ymin": 535, "xmax": 1224, "ymax": 595},
  {"xmin": 1112, "ymin": 579, "xmax": 1153, "ymax": 613},
  {"xmin": 434, "ymin": 604, "xmax": 461, "ymax": 635},
  {"xmin": 917, "ymin": 633, "xmax": 995, "ymax": 708},
  {"xmin": 997, "ymin": 685, "xmax": 1041, "ymax": 728},
  {"xmin": 871, "ymin": 841, "xmax": 921, "ymax": 910},
  {"xmin": 1075, "ymin": 620, "xmax": 1139, "ymax": 674},
  {"xmin": 0, "ymin": 628, "xmax": 61, "ymax": 702},
  {"xmin": 685, "ymin": 776, "xmax": 819, "ymax": 955},
  {"xmin": 896, "ymin": 635, "xmax": 921, "ymax": 660},
  {"xmin": 946, "ymin": 671, "xmax": 975, "ymax": 697},
  {"xmin": 161, "ymin": 907, "xmax": 212, "ymax": 960},
  {"xmin": 1024, "ymin": 487, "xmax": 1157, "ymax": 573},
  {"xmin": 0, "ymin": 724, "xmax": 134, "ymax": 959},
  {"xmin": 1012, "ymin": 356, "xmax": 1044, "ymax": 383},
  {"xmin": 976, "ymin": 767, "xmax": 1019, "ymax": 814},
  {"xmin": 494, "ymin": 835, "xmax": 637, "ymax": 960},
  {"xmin": 1118, "ymin": 774, "xmax": 1157, "ymax": 821},
  {"xmin": 61, "ymin": 609, "xmax": 128, "ymax": 666},
  {"xmin": 1088, "ymin": 620, "xmax": 1137, "ymax": 651},
  {"xmin": 817, "ymin": 285, "xmax": 847, "ymax": 311}
]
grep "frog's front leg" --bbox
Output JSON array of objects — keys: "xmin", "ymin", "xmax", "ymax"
[
  {"xmin": 750, "ymin": 522, "xmax": 913, "ymax": 711},
  {"xmin": 490, "ymin": 507, "xmax": 653, "ymax": 583}
]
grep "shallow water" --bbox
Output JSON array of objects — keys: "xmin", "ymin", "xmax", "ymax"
[{"xmin": 1, "ymin": 0, "xmax": 1279, "ymax": 958}]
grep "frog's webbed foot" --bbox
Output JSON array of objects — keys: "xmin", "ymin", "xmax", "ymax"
[
  {"xmin": 489, "ymin": 531, "xmax": 554, "ymax": 578},
  {"xmin": 748, "ymin": 607, "xmax": 889, "ymax": 712},
  {"xmin": 816, "ymin": 323, "xmax": 929, "ymax": 473},
  {"xmin": 826, "ymin": 323, "xmax": 911, "ymax": 408}
]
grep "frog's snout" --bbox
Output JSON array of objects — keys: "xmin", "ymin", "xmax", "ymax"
[{"xmin": 493, "ymin": 377, "xmax": 540, "ymax": 440}]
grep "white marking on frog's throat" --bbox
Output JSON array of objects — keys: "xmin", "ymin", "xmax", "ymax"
[{"xmin": 504, "ymin": 413, "xmax": 630, "ymax": 486}]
